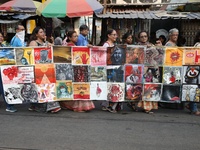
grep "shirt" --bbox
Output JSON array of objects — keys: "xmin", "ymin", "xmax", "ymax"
[
  {"xmin": 10, "ymin": 36, "xmax": 24, "ymax": 47},
  {"xmin": 76, "ymin": 34, "xmax": 88, "ymax": 46}
]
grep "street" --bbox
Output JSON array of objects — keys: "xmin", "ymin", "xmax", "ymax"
[{"xmin": 0, "ymin": 99, "xmax": 200, "ymax": 150}]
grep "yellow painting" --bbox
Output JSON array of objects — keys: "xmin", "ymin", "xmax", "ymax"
[
  {"xmin": 164, "ymin": 47, "xmax": 183, "ymax": 66},
  {"xmin": 73, "ymin": 83, "xmax": 90, "ymax": 100},
  {"xmin": 15, "ymin": 48, "xmax": 34, "ymax": 65}
]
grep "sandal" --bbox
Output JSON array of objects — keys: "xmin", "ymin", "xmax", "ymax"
[{"xmin": 145, "ymin": 111, "xmax": 154, "ymax": 114}]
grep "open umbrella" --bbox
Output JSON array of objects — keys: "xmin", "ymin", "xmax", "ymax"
[
  {"xmin": 0, "ymin": 0, "xmax": 37, "ymax": 12},
  {"xmin": 36, "ymin": 0, "xmax": 103, "ymax": 18}
]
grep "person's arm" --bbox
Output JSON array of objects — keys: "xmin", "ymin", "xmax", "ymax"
[{"xmin": 28, "ymin": 41, "xmax": 38, "ymax": 47}]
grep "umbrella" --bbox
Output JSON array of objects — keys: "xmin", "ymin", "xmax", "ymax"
[
  {"xmin": 0, "ymin": 0, "xmax": 36, "ymax": 12},
  {"xmin": 36, "ymin": 0, "xmax": 103, "ymax": 18}
]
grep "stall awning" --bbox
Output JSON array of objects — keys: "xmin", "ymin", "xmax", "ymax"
[{"xmin": 96, "ymin": 11, "xmax": 200, "ymax": 20}]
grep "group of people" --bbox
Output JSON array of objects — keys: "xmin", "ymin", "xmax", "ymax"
[{"xmin": 0, "ymin": 24, "xmax": 200, "ymax": 116}]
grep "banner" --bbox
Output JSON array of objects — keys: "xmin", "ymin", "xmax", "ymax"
[{"xmin": 0, "ymin": 45, "xmax": 200, "ymax": 104}]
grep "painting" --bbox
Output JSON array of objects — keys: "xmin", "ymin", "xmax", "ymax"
[
  {"xmin": 0, "ymin": 47, "xmax": 15, "ymax": 65},
  {"xmin": 56, "ymin": 81, "xmax": 73, "ymax": 100},
  {"xmin": 73, "ymin": 83, "xmax": 90, "ymax": 100},
  {"xmin": 37, "ymin": 83, "xmax": 56, "ymax": 103},
  {"xmin": 90, "ymin": 66, "xmax": 107, "ymax": 81},
  {"xmin": 124, "ymin": 64, "xmax": 143, "ymax": 83},
  {"xmin": 90, "ymin": 82, "xmax": 107, "ymax": 100},
  {"xmin": 145, "ymin": 46, "xmax": 165, "ymax": 66},
  {"xmin": 126, "ymin": 45, "xmax": 144, "ymax": 64},
  {"xmin": 182, "ymin": 84, "xmax": 200, "ymax": 102},
  {"xmin": 183, "ymin": 47, "xmax": 200, "ymax": 65},
  {"xmin": 143, "ymin": 66, "xmax": 162, "ymax": 83},
  {"xmin": 53, "ymin": 46, "xmax": 71, "ymax": 63},
  {"xmin": 143, "ymin": 83, "xmax": 162, "ymax": 101},
  {"xmin": 107, "ymin": 45, "xmax": 126, "ymax": 65},
  {"xmin": 91, "ymin": 46, "xmax": 106, "ymax": 66},
  {"xmin": 161, "ymin": 85, "xmax": 181, "ymax": 102},
  {"xmin": 182, "ymin": 66, "xmax": 200, "ymax": 84},
  {"xmin": 35, "ymin": 64, "xmax": 56, "ymax": 84},
  {"xmin": 55, "ymin": 64, "xmax": 73, "ymax": 81},
  {"xmin": 15, "ymin": 48, "xmax": 34, "ymax": 65},
  {"xmin": 107, "ymin": 83, "xmax": 124, "ymax": 102},
  {"xmin": 107, "ymin": 65, "xmax": 124, "ymax": 82},
  {"xmin": 125, "ymin": 84, "xmax": 143, "ymax": 101},
  {"xmin": 73, "ymin": 65, "xmax": 90, "ymax": 82},
  {"xmin": 162, "ymin": 67, "xmax": 182, "ymax": 84},
  {"xmin": 164, "ymin": 47, "xmax": 183, "ymax": 66},
  {"xmin": 34, "ymin": 47, "xmax": 52, "ymax": 64},
  {"xmin": 1, "ymin": 66, "xmax": 35, "ymax": 84},
  {"xmin": 72, "ymin": 47, "xmax": 90, "ymax": 65}
]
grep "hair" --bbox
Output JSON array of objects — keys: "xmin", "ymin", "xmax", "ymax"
[
  {"xmin": 194, "ymin": 31, "xmax": 200, "ymax": 45},
  {"xmin": 169, "ymin": 28, "xmax": 179, "ymax": 36},
  {"xmin": 122, "ymin": 32, "xmax": 132, "ymax": 43},
  {"xmin": 54, "ymin": 27, "xmax": 61, "ymax": 38},
  {"xmin": 159, "ymin": 35, "xmax": 166, "ymax": 44},
  {"xmin": 15, "ymin": 24, "xmax": 23, "ymax": 30},
  {"xmin": 79, "ymin": 25, "xmax": 89, "ymax": 32},
  {"xmin": 138, "ymin": 31, "xmax": 148, "ymax": 39},
  {"xmin": 28, "ymin": 26, "xmax": 44, "ymax": 43},
  {"xmin": 106, "ymin": 29, "xmax": 115, "ymax": 38},
  {"xmin": 66, "ymin": 31, "xmax": 76, "ymax": 42}
]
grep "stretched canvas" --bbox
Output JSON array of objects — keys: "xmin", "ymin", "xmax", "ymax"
[
  {"xmin": 53, "ymin": 46, "xmax": 71, "ymax": 63},
  {"xmin": 90, "ymin": 82, "xmax": 107, "ymax": 100},
  {"xmin": 16, "ymin": 48, "xmax": 34, "ymax": 65}
]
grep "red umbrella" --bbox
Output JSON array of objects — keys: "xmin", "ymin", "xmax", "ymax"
[
  {"xmin": 37, "ymin": 0, "xmax": 103, "ymax": 18},
  {"xmin": 0, "ymin": 0, "xmax": 36, "ymax": 12}
]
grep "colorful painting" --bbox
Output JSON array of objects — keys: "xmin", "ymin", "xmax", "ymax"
[
  {"xmin": 73, "ymin": 65, "xmax": 90, "ymax": 82},
  {"xmin": 125, "ymin": 84, "xmax": 143, "ymax": 101},
  {"xmin": 72, "ymin": 47, "xmax": 90, "ymax": 65},
  {"xmin": 35, "ymin": 64, "xmax": 56, "ymax": 84},
  {"xmin": 34, "ymin": 47, "xmax": 52, "ymax": 64},
  {"xmin": 164, "ymin": 47, "xmax": 183, "ymax": 66},
  {"xmin": 53, "ymin": 46, "xmax": 71, "ymax": 63},
  {"xmin": 37, "ymin": 84, "xmax": 56, "ymax": 103},
  {"xmin": 182, "ymin": 66, "xmax": 200, "ymax": 84},
  {"xmin": 162, "ymin": 67, "xmax": 182, "ymax": 84},
  {"xmin": 126, "ymin": 45, "xmax": 144, "ymax": 64},
  {"xmin": 145, "ymin": 47, "xmax": 165, "ymax": 66},
  {"xmin": 124, "ymin": 65, "xmax": 143, "ymax": 83},
  {"xmin": 161, "ymin": 85, "xmax": 181, "ymax": 102},
  {"xmin": 107, "ymin": 45, "xmax": 126, "ymax": 65},
  {"xmin": 56, "ymin": 81, "xmax": 73, "ymax": 100},
  {"xmin": 1, "ymin": 66, "xmax": 35, "ymax": 84},
  {"xmin": 91, "ymin": 46, "xmax": 106, "ymax": 66},
  {"xmin": 182, "ymin": 84, "xmax": 200, "ymax": 102},
  {"xmin": 73, "ymin": 83, "xmax": 90, "ymax": 100},
  {"xmin": 90, "ymin": 82, "xmax": 107, "ymax": 100},
  {"xmin": 183, "ymin": 47, "xmax": 200, "ymax": 65},
  {"xmin": 107, "ymin": 83, "xmax": 124, "ymax": 102},
  {"xmin": 16, "ymin": 48, "xmax": 34, "ymax": 65},
  {"xmin": 55, "ymin": 64, "xmax": 73, "ymax": 80},
  {"xmin": 143, "ymin": 66, "xmax": 162, "ymax": 83},
  {"xmin": 91, "ymin": 66, "xmax": 107, "ymax": 81},
  {"xmin": 143, "ymin": 84, "xmax": 162, "ymax": 101},
  {"xmin": 0, "ymin": 48, "xmax": 15, "ymax": 65},
  {"xmin": 107, "ymin": 65, "xmax": 124, "ymax": 82},
  {"xmin": 4, "ymin": 83, "xmax": 38, "ymax": 104}
]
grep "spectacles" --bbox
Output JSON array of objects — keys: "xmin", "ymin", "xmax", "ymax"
[{"xmin": 140, "ymin": 35, "xmax": 147, "ymax": 38}]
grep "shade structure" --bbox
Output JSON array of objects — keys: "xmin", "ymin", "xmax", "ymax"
[
  {"xmin": 0, "ymin": 0, "xmax": 36, "ymax": 12},
  {"xmin": 37, "ymin": 0, "xmax": 103, "ymax": 18}
]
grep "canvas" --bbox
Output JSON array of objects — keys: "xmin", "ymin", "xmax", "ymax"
[
  {"xmin": 73, "ymin": 83, "xmax": 90, "ymax": 100},
  {"xmin": 91, "ymin": 46, "xmax": 107, "ymax": 66},
  {"xmin": 0, "ymin": 48, "xmax": 15, "ymax": 65},
  {"xmin": 72, "ymin": 47, "xmax": 90, "ymax": 65},
  {"xmin": 126, "ymin": 45, "xmax": 144, "ymax": 64},
  {"xmin": 53, "ymin": 46, "xmax": 71, "ymax": 63},
  {"xmin": 125, "ymin": 83, "xmax": 143, "ymax": 101},
  {"xmin": 182, "ymin": 84, "xmax": 200, "ymax": 102},
  {"xmin": 162, "ymin": 66, "xmax": 182, "ymax": 84},
  {"xmin": 34, "ymin": 47, "xmax": 52, "ymax": 64},
  {"xmin": 55, "ymin": 64, "xmax": 73, "ymax": 80},
  {"xmin": 16, "ymin": 48, "xmax": 34, "ymax": 65},
  {"xmin": 90, "ymin": 82, "xmax": 107, "ymax": 100},
  {"xmin": 161, "ymin": 85, "xmax": 181, "ymax": 102},
  {"xmin": 56, "ymin": 81, "xmax": 73, "ymax": 100},
  {"xmin": 107, "ymin": 83, "xmax": 124, "ymax": 102},
  {"xmin": 124, "ymin": 64, "xmax": 143, "ymax": 83},
  {"xmin": 143, "ymin": 83, "xmax": 162, "ymax": 101},
  {"xmin": 90, "ymin": 66, "xmax": 107, "ymax": 81},
  {"xmin": 164, "ymin": 47, "xmax": 183, "ymax": 66},
  {"xmin": 107, "ymin": 65, "xmax": 124, "ymax": 82}
]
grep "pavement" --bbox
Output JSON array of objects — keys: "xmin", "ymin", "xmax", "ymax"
[{"xmin": 0, "ymin": 97, "xmax": 200, "ymax": 150}]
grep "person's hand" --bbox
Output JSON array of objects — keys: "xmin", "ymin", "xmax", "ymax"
[
  {"xmin": 81, "ymin": 53, "xmax": 89, "ymax": 64},
  {"xmin": 87, "ymin": 44, "xmax": 93, "ymax": 48}
]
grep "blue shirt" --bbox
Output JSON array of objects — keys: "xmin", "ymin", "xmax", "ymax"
[
  {"xmin": 76, "ymin": 34, "xmax": 88, "ymax": 46},
  {"xmin": 10, "ymin": 36, "xmax": 23, "ymax": 47}
]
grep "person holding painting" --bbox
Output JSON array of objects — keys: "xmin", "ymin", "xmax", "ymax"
[{"xmin": 60, "ymin": 29, "xmax": 95, "ymax": 112}]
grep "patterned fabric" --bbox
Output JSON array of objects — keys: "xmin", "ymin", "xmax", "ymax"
[
  {"xmin": 137, "ymin": 101, "xmax": 158, "ymax": 111},
  {"xmin": 60, "ymin": 101, "xmax": 95, "ymax": 112}
]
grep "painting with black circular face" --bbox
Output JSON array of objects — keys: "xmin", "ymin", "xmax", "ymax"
[{"xmin": 107, "ymin": 45, "xmax": 126, "ymax": 65}]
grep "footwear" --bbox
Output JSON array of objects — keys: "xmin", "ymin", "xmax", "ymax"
[
  {"xmin": 107, "ymin": 107, "xmax": 117, "ymax": 113},
  {"xmin": 191, "ymin": 111, "xmax": 200, "ymax": 116},
  {"xmin": 6, "ymin": 107, "xmax": 17, "ymax": 113},
  {"xmin": 51, "ymin": 107, "xmax": 61, "ymax": 113},
  {"xmin": 102, "ymin": 106, "xmax": 108, "ymax": 111},
  {"xmin": 185, "ymin": 104, "xmax": 191, "ymax": 112},
  {"xmin": 28, "ymin": 106, "xmax": 36, "ymax": 111},
  {"xmin": 145, "ymin": 111, "xmax": 154, "ymax": 114},
  {"xmin": 127, "ymin": 103, "xmax": 138, "ymax": 112},
  {"xmin": 74, "ymin": 110, "xmax": 86, "ymax": 113}
]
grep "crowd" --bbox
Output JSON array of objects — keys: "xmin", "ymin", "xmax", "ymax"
[{"xmin": 0, "ymin": 24, "xmax": 200, "ymax": 116}]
